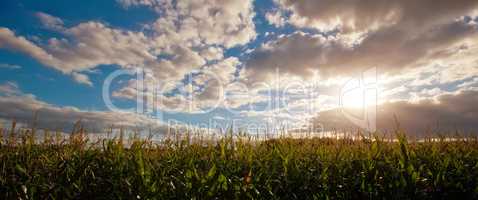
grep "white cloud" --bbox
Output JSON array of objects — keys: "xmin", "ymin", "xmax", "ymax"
[
  {"xmin": 71, "ymin": 72, "xmax": 93, "ymax": 86},
  {"xmin": 143, "ymin": 0, "xmax": 257, "ymax": 48},
  {"xmin": 0, "ymin": 81, "xmax": 20, "ymax": 95},
  {"xmin": 201, "ymin": 57, "xmax": 239, "ymax": 83},
  {"xmin": 199, "ymin": 46, "xmax": 224, "ymax": 61},
  {"xmin": 1, "ymin": 1, "xmax": 256, "ymax": 98},
  {"xmin": 265, "ymin": 10, "xmax": 286, "ymax": 28},
  {"xmin": 0, "ymin": 63, "xmax": 21, "ymax": 70},
  {"xmin": 420, "ymin": 88, "xmax": 443, "ymax": 97},
  {"xmin": 0, "ymin": 22, "xmax": 206, "ymax": 86},
  {"xmin": 46, "ymin": 22, "xmax": 155, "ymax": 73},
  {"xmin": 0, "ymin": 82, "xmax": 169, "ymax": 132},
  {"xmin": 0, "ymin": 24, "xmax": 154, "ymax": 74},
  {"xmin": 0, "ymin": 27, "xmax": 59, "ymax": 68},
  {"xmin": 1, "ymin": 0, "xmax": 476, "ymax": 125},
  {"xmin": 111, "ymin": 56, "xmax": 249, "ymax": 113},
  {"xmin": 457, "ymin": 77, "xmax": 478, "ymax": 90},
  {"xmin": 35, "ymin": 12, "xmax": 65, "ymax": 31}
]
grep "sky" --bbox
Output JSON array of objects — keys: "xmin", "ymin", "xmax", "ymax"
[{"xmin": 0, "ymin": 0, "xmax": 477, "ymax": 136}]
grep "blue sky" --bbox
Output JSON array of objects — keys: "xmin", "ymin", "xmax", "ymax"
[
  {"xmin": 0, "ymin": 0, "xmax": 295, "ymax": 130},
  {"xmin": 0, "ymin": 0, "xmax": 477, "ymax": 135}
]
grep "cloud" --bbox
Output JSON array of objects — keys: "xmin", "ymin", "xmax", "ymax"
[
  {"xmin": 0, "ymin": 82, "xmax": 168, "ymax": 132},
  {"xmin": 0, "ymin": 81, "xmax": 21, "ymax": 95},
  {"xmin": 116, "ymin": 0, "xmax": 159, "ymax": 8},
  {"xmin": 457, "ymin": 77, "xmax": 478, "ymax": 90},
  {"xmin": 199, "ymin": 46, "xmax": 224, "ymax": 61},
  {"xmin": 1, "ymin": 0, "xmax": 256, "ymax": 96},
  {"xmin": 124, "ymin": 0, "xmax": 257, "ymax": 48},
  {"xmin": 265, "ymin": 10, "xmax": 286, "ymax": 28},
  {"xmin": 275, "ymin": 0, "xmax": 478, "ymax": 34},
  {"xmin": 1, "ymin": 0, "xmax": 476, "ymax": 126},
  {"xmin": 0, "ymin": 22, "xmax": 204, "ymax": 86},
  {"xmin": 71, "ymin": 72, "xmax": 93, "ymax": 86},
  {"xmin": 1, "ymin": 23, "xmax": 152, "ymax": 74},
  {"xmin": 246, "ymin": 17, "xmax": 478, "ymax": 82},
  {"xmin": 35, "ymin": 12, "xmax": 65, "ymax": 31},
  {"xmin": 200, "ymin": 57, "xmax": 239, "ymax": 83},
  {"xmin": 245, "ymin": 32, "xmax": 329, "ymax": 82},
  {"xmin": 148, "ymin": 45, "xmax": 206, "ymax": 82},
  {"xmin": 0, "ymin": 1, "xmax": 257, "ymax": 117},
  {"xmin": 314, "ymin": 89, "xmax": 478, "ymax": 136},
  {"xmin": 0, "ymin": 63, "xmax": 21, "ymax": 70},
  {"xmin": 112, "ymin": 57, "xmax": 250, "ymax": 113},
  {"xmin": 46, "ymin": 22, "xmax": 155, "ymax": 73},
  {"xmin": 0, "ymin": 27, "xmax": 59, "ymax": 68},
  {"xmin": 244, "ymin": 0, "xmax": 478, "ymax": 86}
]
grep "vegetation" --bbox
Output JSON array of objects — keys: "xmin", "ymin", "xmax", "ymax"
[{"xmin": 1, "ymin": 122, "xmax": 478, "ymax": 199}]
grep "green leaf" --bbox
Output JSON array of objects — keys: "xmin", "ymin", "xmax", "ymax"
[{"xmin": 207, "ymin": 165, "xmax": 216, "ymax": 179}]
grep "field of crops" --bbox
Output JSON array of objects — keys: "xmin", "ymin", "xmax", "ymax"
[{"xmin": 1, "ymin": 124, "xmax": 478, "ymax": 199}]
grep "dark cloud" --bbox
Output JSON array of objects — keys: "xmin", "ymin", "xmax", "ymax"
[
  {"xmin": 244, "ymin": 0, "xmax": 478, "ymax": 83},
  {"xmin": 314, "ymin": 89, "xmax": 478, "ymax": 136},
  {"xmin": 277, "ymin": 0, "xmax": 478, "ymax": 33},
  {"xmin": 246, "ymin": 17, "xmax": 478, "ymax": 82}
]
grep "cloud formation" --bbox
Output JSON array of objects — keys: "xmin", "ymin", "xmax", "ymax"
[
  {"xmin": 0, "ymin": 28, "xmax": 57, "ymax": 68},
  {"xmin": 71, "ymin": 72, "xmax": 93, "ymax": 87},
  {"xmin": 111, "ymin": 57, "xmax": 260, "ymax": 113},
  {"xmin": 0, "ymin": 63, "xmax": 21, "ymax": 70},
  {"xmin": 0, "ymin": 0, "xmax": 256, "ymax": 94},
  {"xmin": 0, "ymin": 0, "xmax": 477, "ymax": 133},
  {"xmin": 244, "ymin": 0, "xmax": 478, "ymax": 84},
  {"xmin": 120, "ymin": 0, "xmax": 256, "ymax": 48},
  {"xmin": 0, "ymin": 82, "xmax": 167, "ymax": 132},
  {"xmin": 275, "ymin": 0, "xmax": 478, "ymax": 33},
  {"xmin": 35, "ymin": 12, "xmax": 65, "ymax": 31},
  {"xmin": 265, "ymin": 10, "xmax": 286, "ymax": 28},
  {"xmin": 314, "ymin": 89, "xmax": 478, "ymax": 136}
]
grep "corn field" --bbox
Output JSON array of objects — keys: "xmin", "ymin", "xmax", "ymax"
[{"xmin": 1, "ymin": 122, "xmax": 478, "ymax": 199}]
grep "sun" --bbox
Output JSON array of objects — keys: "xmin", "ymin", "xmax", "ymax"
[
  {"xmin": 341, "ymin": 89, "xmax": 365, "ymax": 108},
  {"xmin": 340, "ymin": 80, "xmax": 378, "ymax": 109}
]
